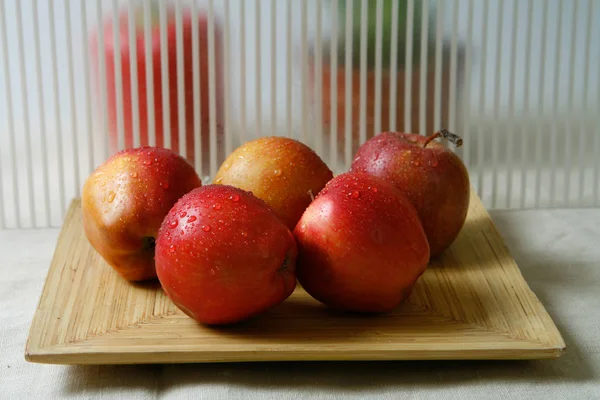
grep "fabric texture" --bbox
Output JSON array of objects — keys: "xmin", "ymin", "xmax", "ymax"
[{"xmin": 1, "ymin": 209, "xmax": 599, "ymax": 399}]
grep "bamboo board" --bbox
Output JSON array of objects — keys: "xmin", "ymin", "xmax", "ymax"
[{"xmin": 25, "ymin": 190, "xmax": 565, "ymax": 364}]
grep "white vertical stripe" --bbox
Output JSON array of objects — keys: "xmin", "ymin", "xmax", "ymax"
[
  {"xmin": 95, "ymin": 1, "xmax": 109, "ymax": 161},
  {"xmin": 506, "ymin": 0, "xmax": 518, "ymax": 208},
  {"xmin": 143, "ymin": 0, "xmax": 156, "ymax": 147},
  {"xmin": 285, "ymin": 0, "xmax": 292, "ymax": 139},
  {"xmin": 0, "ymin": 0, "xmax": 21, "ymax": 227},
  {"xmin": 520, "ymin": 0, "xmax": 534, "ymax": 209},
  {"xmin": 358, "ymin": 0, "xmax": 368, "ymax": 147},
  {"xmin": 81, "ymin": 0, "xmax": 94, "ymax": 174},
  {"xmin": 565, "ymin": 0, "xmax": 579, "ymax": 206},
  {"xmin": 594, "ymin": 2, "xmax": 600, "ymax": 206},
  {"xmin": 33, "ymin": 0, "xmax": 51, "ymax": 225},
  {"xmin": 207, "ymin": 0, "xmax": 218, "ymax": 176},
  {"xmin": 256, "ymin": 0, "xmax": 262, "ymax": 139},
  {"xmin": 373, "ymin": 0, "xmax": 383, "ymax": 136},
  {"xmin": 388, "ymin": 0, "xmax": 399, "ymax": 131},
  {"xmin": 15, "ymin": 0, "xmax": 36, "ymax": 226},
  {"xmin": 580, "ymin": 0, "xmax": 593, "ymax": 205},
  {"xmin": 64, "ymin": 0, "xmax": 79, "ymax": 200},
  {"xmin": 175, "ymin": 0, "xmax": 186, "ymax": 158},
  {"xmin": 477, "ymin": 0, "xmax": 489, "ymax": 198},
  {"xmin": 534, "ymin": 1, "xmax": 549, "ymax": 208},
  {"xmin": 128, "ymin": 0, "xmax": 140, "ymax": 148},
  {"xmin": 159, "ymin": 1, "xmax": 171, "ymax": 149},
  {"xmin": 190, "ymin": 0, "xmax": 201, "ymax": 172},
  {"xmin": 344, "ymin": 0, "xmax": 354, "ymax": 167},
  {"xmin": 549, "ymin": 0, "xmax": 564, "ymax": 207},
  {"xmin": 271, "ymin": 0, "xmax": 277, "ymax": 138},
  {"xmin": 433, "ymin": 0, "xmax": 443, "ymax": 133},
  {"xmin": 224, "ymin": 0, "xmax": 232, "ymax": 157},
  {"xmin": 448, "ymin": 0, "xmax": 459, "ymax": 133},
  {"xmin": 462, "ymin": 0, "xmax": 474, "ymax": 169},
  {"xmin": 418, "ymin": 0, "xmax": 429, "ymax": 135},
  {"xmin": 240, "ymin": 0, "xmax": 247, "ymax": 143},
  {"xmin": 403, "ymin": 0, "xmax": 414, "ymax": 132},
  {"xmin": 301, "ymin": 0, "xmax": 308, "ymax": 144},
  {"xmin": 112, "ymin": 0, "xmax": 125, "ymax": 151},
  {"xmin": 50, "ymin": 0, "xmax": 66, "ymax": 220},
  {"xmin": 315, "ymin": 0, "xmax": 324, "ymax": 156},
  {"xmin": 491, "ymin": 0, "xmax": 503, "ymax": 208},
  {"xmin": 329, "ymin": 0, "xmax": 339, "ymax": 169},
  {"xmin": 0, "ymin": 144, "xmax": 3, "ymax": 228}
]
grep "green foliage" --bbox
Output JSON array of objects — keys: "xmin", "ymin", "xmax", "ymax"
[{"xmin": 335, "ymin": 0, "xmax": 436, "ymax": 67}]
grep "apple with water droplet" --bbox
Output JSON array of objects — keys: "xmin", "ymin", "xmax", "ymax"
[
  {"xmin": 350, "ymin": 130, "xmax": 470, "ymax": 257},
  {"xmin": 214, "ymin": 137, "xmax": 333, "ymax": 229},
  {"xmin": 82, "ymin": 146, "xmax": 202, "ymax": 281},
  {"xmin": 294, "ymin": 172, "xmax": 429, "ymax": 313},
  {"xmin": 155, "ymin": 185, "xmax": 298, "ymax": 325}
]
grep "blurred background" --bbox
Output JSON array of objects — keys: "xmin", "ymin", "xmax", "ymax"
[{"xmin": 0, "ymin": 0, "xmax": 599, "ymax": 229}]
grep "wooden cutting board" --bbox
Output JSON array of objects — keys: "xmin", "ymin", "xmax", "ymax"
[{"xmin": 25, "ymin": 190, "xmax": 565, "ymax": 364}]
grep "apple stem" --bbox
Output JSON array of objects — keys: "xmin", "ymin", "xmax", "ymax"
[{"xmin": 423, "ymin": 129, "xmax": 464, "ymax": 148}]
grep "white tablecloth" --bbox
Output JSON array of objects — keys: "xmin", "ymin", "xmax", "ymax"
[{"xmin": 1, "ymin": 209, "xmax": 599, "ymax": 399}]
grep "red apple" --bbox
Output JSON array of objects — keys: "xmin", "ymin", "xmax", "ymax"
[
  {"xmin": 214, "ymin": 137, "xmax": 334, "ymax": 229},
  {"xmin": 294, "ymin": 172, "xmax": 430, "ymax": 313},
  {"xmin": 155, "ymin": 185, "xmax": 298, "ymax": 325},
  {"xmin": 90, "ymin": 4, "xmax": 222, "ymax": 169},
  {"xmin": 82, "ymin": 146, "xmax": 202, "ymax": 281},
  {"xmin": 350, "ymin": 130, "xmax": 470, "ymax": 257}
]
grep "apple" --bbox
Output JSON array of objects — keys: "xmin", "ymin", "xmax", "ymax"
[
  {"xmin": 155, "ymin": 185, "xmax": 298, "ymax": 325},
  {"xmin": 82, "ymin": 146, "xmax": 202, "ymax": 281},
  {"xmin": 214, "ymin": 137, "xmax": 333, "ymax": 229},
  {"xmin": 350, "ymin": 130, "xmax": 470, "ymax": 257},
  {"xmin": 294, "ymin": 172, "xmax": 430, "ymax": 313},
  {"xmin": 90, "ymin": 3, "xmax": 222, "ymax": 169}
]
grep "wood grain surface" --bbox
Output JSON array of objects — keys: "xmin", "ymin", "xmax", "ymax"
[{"xmin": 25, "ymin": 190, "xmax": 565, "ymax": 364}]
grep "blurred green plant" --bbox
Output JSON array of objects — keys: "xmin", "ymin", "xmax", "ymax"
[{"xmin": 332, "ymin": 0, "xmax": 436, "ymax": 68}]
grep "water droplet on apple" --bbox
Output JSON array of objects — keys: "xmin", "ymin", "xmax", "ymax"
[
  {"xmin": 201, "ymin": 225, "xmax": 211, "ymax": 232},
  {"xmin": 179, "ymin": 211, "xmax": 187, "ymax": 218},
  {"xmin": 162, "ymin": 182, "xmax": 169, "ymax": 189},
  {"xmin": 143, "ymin": 159, "xmax": 152, "ymax": 166},
  {"xmin": 222, "ymin": 162, "xmax": 232, "ymax": 171},
  {"xmin": 230, "ymin": 194, "xmax": 240, "ymax": 202},
  {"xmin": 240, "ymin": 231, "xmax": 248, "ymax": 237},
  {"xmin": 371, "ymin": 187, "xmax": 378, "ymax": 193},
  {"xmin": 130, "ymin": 172, "xmax": 138, "ymax": 178},
  {"xmin": 413, "ymin": 161, "xmax": 420, "ymax": 166},
  {"xmin": 273, "ymin": 169, "xmax": 282, "ymax": 177},
  {"xmin": 107, "ymin": 192, "xmax": 116, "ymax": 203},
  {"xmin": 188, "ymin": 215, "xmax": 197, "ymax": 223},
  {"xmin": 350, "ymin": 191, "xmax": 360, "ymax": 199},
  {"xmin": 169, "ymin": 244, "xmax": 176, "ymax": 253},
  {"xmin": 430, "ymin": 159, "xmax": 439, "ymax": 167},
  {"xmin": 214, "ymin": 177, "xmax": 223, "ymax": 184},
  {"xmin": 213, "ymin": 203, "xmax": 222, "ymax": 211}
]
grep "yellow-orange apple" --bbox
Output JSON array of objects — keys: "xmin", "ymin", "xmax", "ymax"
[
  {"xmin": 214, "ymin": 137, "xmax": 333, "ymax": 229},
  {"xmin": 82, "ymin": 146, "xmax": 202, "ymax": 281}
]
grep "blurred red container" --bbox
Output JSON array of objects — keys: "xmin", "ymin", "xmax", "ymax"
[{"xmin": 90, "ymin": 4, "xmax": 222, "ymax": 169}]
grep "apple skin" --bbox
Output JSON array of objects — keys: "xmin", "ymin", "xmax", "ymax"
[
  {"xmin": 350, "ymin": 132, "xmax": 470, "ymax": 258},
  {"xmin": 82, "ymin": 147, "xmax": 202, "ymax": 281},
  {"xmin": 155, "ymin": 185, "xmax": 298, "ymax": 325},
  {"xmin": 214, "ymin": 137, "xmax": 333, "ymax": 229},
  {"xmin": 294, "ymin": 172, "xmax": 430, "ymax": 313}
]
